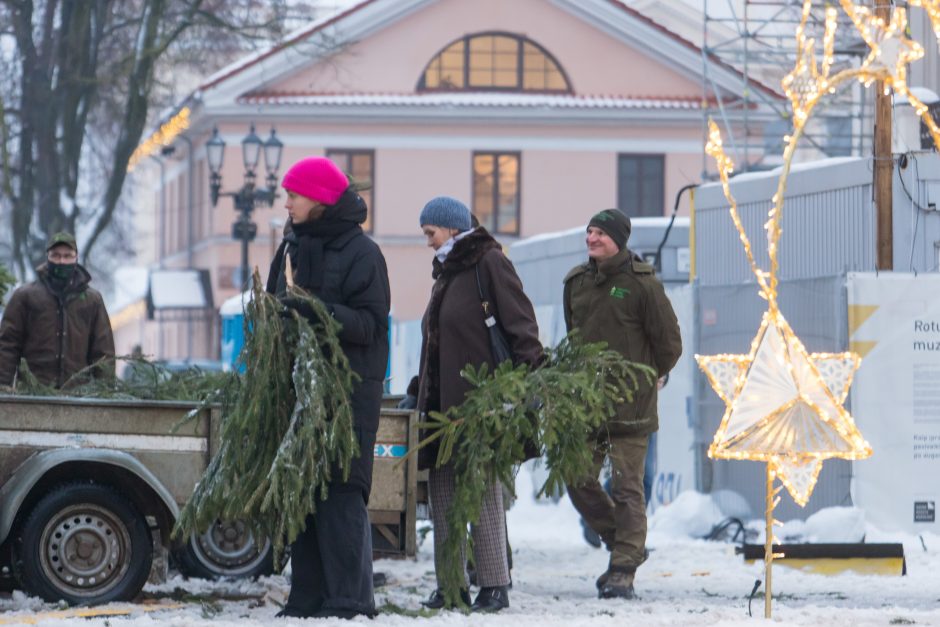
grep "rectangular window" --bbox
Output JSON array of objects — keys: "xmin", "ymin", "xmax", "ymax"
[
  {"xmin": 617, "ymin": 154, "xmax": 665, "ymax": 218},
  {"xmin": 325, "ymin": 149, "xmax": 375, "ymax": 232},
  {"xmin": 473, "ymin": 151, "xmax": 520, "ymax": 235}
]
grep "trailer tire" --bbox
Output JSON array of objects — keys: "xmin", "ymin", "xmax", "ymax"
[
  {"xmin": 17, "ymin": 482, "xmax": 152, "ymax": 605},
  {"xmin": 174, "ymin": 520, "xmax": 276, "ymax": 580}
]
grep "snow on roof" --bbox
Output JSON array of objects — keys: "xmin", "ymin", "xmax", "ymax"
[
  {"xmin": 108, "ymin": 266, "xmax": 150, "ymax": 313},
  {"xmin": 237, "ymin": 92, "xmax": 704, "ymax": 110},
  {"xmin": 701, "ymin": 156, "xmax": 865, "ymax": 188},
  {"xmin": 220, "ymin": 290, "xmax": 253, "ymax": 316}
]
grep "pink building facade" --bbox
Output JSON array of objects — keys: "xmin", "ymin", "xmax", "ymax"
[{"xmin": 113, "ymin": 0, "xmax": 769, "ymax": 361}]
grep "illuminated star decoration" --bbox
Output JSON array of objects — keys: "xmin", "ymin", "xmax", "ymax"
[
  {"xmin": 699, "ymin": 0, "xmax": 940, "ymax": 508},
  {"xmin": 699, "ymin": 1, "xmax": 940, "ymax": 617},
  {"xmin": 841, "ymin": 0, "xmax": 923, "ymax": 83},
  {"xmin": 700, "ymin": 122, "xmax": 871, "ymax": 507},
  {"xmin": 697, "ymin": 307, "xmax": 869, "ymax": 506},
  {"xmin": 837, "ymin": 0, "xmax": 940, "ymax": 150}
]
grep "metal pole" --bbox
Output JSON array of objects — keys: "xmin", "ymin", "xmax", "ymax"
[
  {"xmin": 177, "ymin": 134, "xmax": 196, "ymax": 359},
  {"xmin": 148, "ymin": 154, "xmax": 166, "ymax": 359},
  {"xmin": 743, "ymin": 0, "xmax": 750, "ymax": 170},
  {"xmin": 239, "ymin": 196, "xmax": 251, "ymax": 291}
]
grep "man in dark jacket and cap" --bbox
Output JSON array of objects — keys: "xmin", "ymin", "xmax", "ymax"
[
  {"xmin": 563, "ymin": 208, "xmax": 681, "ymax": 600},
  {"xmin": 266, "ymin": 156, "xmax": 390, "ymax": 620},
  {"xmin": 0, "ymin": 232, "xmax": 114, "ymax": 388}
]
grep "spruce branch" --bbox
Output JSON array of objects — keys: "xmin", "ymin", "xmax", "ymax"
[
  {"xmin": 408, "ymin": 332, "xmax": 654, "ymax": 606},
  {"xmin": 173, "ymin": 270, "xmax": 358, "ymax": 561}
]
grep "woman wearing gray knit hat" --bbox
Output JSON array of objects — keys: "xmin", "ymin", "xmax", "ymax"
[{"xmin": 415, "ymin": 196, "xmax": 543, "ymax": 613}]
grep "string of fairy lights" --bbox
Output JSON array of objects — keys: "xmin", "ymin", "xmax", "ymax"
[{"xmin": 127, "ymin": 107, "xmax": 191, "ymax": 172}]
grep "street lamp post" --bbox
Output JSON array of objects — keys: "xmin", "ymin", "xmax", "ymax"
[{"xmin": 206, "ymin": 124, "xmax": 284, "ymax": 289}]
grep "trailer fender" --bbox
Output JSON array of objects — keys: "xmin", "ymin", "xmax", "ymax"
[{"xmin": 0, "ymin": 448, "xmax": 180, "ymax": 545}]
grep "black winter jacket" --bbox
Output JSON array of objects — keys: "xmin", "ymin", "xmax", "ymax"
[
  {"xmin": 0, "ymin": 264, "xmax": 114, "ymax": 388},
  {"xmin": 267, "ymin": 220, "xmax": 391, "ymax": 433}
]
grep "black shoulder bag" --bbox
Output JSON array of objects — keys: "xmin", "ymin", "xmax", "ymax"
[
  {"xmin": 475, "ymin": 265, "xmax": 541, "ymax": 461},
  {"xmin": 475, "ymin": 265, "xmax": 513, "ymax": 365}
]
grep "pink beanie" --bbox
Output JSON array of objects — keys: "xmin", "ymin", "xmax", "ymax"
[{"xmin": 281, "ymin": 156, "xmax": 349, "ymax": 205}]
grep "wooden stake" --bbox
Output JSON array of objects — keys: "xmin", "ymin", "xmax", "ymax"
[
  {"xmin": 874, "ymin": 0, "xmax": 893, "ymax": 270},
  {"xmin": 765, "ymin": 463, "xmax": 773, "ymax": 618}
]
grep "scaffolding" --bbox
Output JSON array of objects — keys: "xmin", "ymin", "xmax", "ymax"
[{"xmin": 702, "ymin": 0, "xmax": 872, "ymax": 174}]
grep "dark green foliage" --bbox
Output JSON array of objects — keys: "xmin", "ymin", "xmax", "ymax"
[
  {"xmin": 173, "ymin": 272, "xmax": 358, "ymax": 560},
  {"xmin": 0, "ymin": 263, "xmax": 14, "ymax": 302},
  {"xmin": 5, "ymin": 356, "xmax": 225, "ymax": 400},
  {"xmin": 415, "ymin": 333, "xmax": 654, "ymax": 606}
]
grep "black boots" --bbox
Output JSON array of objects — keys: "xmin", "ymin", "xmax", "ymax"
[
  {"xmin": 421, "ymin": 588, "xmax": 472, "ymax": 609},
  {"xmin": 470, "ymin": 586, "xmax": 510, "ymax": 612},
  {"xmin": 422, "ymin": 586, "xmax": 510, "ymax": 612}
]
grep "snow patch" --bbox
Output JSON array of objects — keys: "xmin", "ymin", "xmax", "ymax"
[{"xmin": 648, "ymin": 490, "xmax": 725, "ymax": 540}]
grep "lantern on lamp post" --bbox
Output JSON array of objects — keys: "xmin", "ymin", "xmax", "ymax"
[{"xmin": 207, "ymin": 124, "xmax": 284, "ymax": 289}]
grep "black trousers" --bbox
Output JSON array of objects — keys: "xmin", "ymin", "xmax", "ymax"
[{"xmin": 285, "ymin": 427, "xmax": 377, "ymax": 617}]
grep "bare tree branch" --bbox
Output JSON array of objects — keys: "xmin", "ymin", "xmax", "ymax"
[{"xmin": 1, "ymin": 0, "xmax": 291, "ymax": 276}]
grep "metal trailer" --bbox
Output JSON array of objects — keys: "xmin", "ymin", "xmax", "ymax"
[{"xmin": 0, "ymin": 394, "xmax": 418, "ymax": 605}]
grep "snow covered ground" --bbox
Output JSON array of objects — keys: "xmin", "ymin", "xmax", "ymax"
[{"xmin": 2, "ymin": 465, "xmax": 939, "ymax": 626}]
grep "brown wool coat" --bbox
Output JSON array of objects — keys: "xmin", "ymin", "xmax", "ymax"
[
  {"xmin": 416, "ymin": 228, "xmax": 543, "ymax": 470},
  {"xmin": 563, "ymin": 248, "xmax": 682, "ymax": 437},
  {"xmin": 0, "ymin": 264, "xmax": 114, "ymax": 388}
]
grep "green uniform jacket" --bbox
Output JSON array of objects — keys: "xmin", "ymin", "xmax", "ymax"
[
  {"xmin": 0, "ymin": 264, "xmax": 114, "ymax": 388},
  {"xmin": 563, "ymin": 248, "xmax": 682, "ymax": 436}
]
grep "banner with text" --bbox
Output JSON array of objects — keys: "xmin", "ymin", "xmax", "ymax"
[{"xmin": 848, "ymin": 272, "xmax": 940, "ymax": 533}]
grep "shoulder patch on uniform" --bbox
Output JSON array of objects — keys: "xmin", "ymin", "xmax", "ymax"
[
  {"xmin": 632, "ymin": 260, "xmax": 655, "ymax": 275},
  {"xmin": 564, "ymin": 263, "xmax": 590, "ymax": 283}
]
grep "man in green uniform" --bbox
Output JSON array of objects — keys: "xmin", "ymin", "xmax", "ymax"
[
  {"xmin": 0, "ymin": 232, "xmax": 114, "ymax": 388},
  {"xmin": 563, "ymin": 209, "xmax": 682, "ymax": 600}
]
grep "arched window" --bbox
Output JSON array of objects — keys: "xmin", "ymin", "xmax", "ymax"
[{"xmin": 418, "ymin": 32, "xmax": 571, "ymax": 93}]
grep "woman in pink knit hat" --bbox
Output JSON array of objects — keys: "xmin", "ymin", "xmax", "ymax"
[{"xmin": 266, "ymin": 156, "xmax": 390, "ymax": 620}]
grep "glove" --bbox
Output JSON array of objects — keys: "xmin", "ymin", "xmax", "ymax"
[{"xmin": 278, "ymin": 295, "xmax": 316, "ymax": 321}]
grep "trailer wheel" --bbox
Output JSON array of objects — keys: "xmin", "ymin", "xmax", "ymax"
[
  {"xmin": 17, "ymin": 483, "xmax": 152, "ymax": 605},
  {"xmin": 175, "ymin": 520, "xmax": 276, "ymax": 580}
]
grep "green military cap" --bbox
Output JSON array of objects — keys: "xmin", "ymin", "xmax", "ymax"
[{"xmin": 46, "ymin": 232, "xmax": 78, "ymax": 252}]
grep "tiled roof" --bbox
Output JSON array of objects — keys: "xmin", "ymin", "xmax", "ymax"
[{"xmin": 237, "ymin": 91, "xmax": 706, "ymax": 110}]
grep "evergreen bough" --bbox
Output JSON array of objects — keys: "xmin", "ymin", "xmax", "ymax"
[
  {"xmin": 173, "ymin": 271, "xmax": 358, "ymax": 559},
  {"xmin": 0, "ymin": 263, "xmax": 15, "ymax": 302},
  {"xmin": 416, "ymin": 334, "xmax": 654, "ymax": 607}
]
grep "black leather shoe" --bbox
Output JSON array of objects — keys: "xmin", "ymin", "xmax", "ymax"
[
  {"xmin": 310, "ymin": 608, "xmax": 362, "ymax": 620},
  {"xmin": 470, "ymin": 586, "xmax": 510, "ymax": 613},
  {"xmin": 421, "ymin": 588, "xmax": 471, "ymax": 609},
  {"xmin": 275, "ymin": 607, "xmax": 308, "ymax": 618}
]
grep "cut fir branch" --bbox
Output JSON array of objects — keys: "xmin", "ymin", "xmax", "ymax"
[
  {"xmin": 414, "ymin": 333, "xmax": 654, "ymax": 606},
  {"xmin": 0, "ymin": 263, "xmax": 15, "ymax": 302},
  {"xmin": 174, "ymin": 270, "xmax": 358, "ymax": 560}
]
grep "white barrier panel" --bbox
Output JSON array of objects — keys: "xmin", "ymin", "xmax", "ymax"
[
  {"xmin": 849, "ymin": 272, "xmax": 940, "ymax": 533},
  {"xmin": 653, "ymin": 284, "xmax": 695, "ymax": 512}
]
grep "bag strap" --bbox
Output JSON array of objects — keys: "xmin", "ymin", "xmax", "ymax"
[{"xmin": 475, "ymin": 265, "xmax": 498, "ymax": 328}]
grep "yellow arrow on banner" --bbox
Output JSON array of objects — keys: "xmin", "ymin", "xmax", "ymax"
[{"xmin": 0, "ymin": 603, "xmax": 182, "ymax": 625}]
